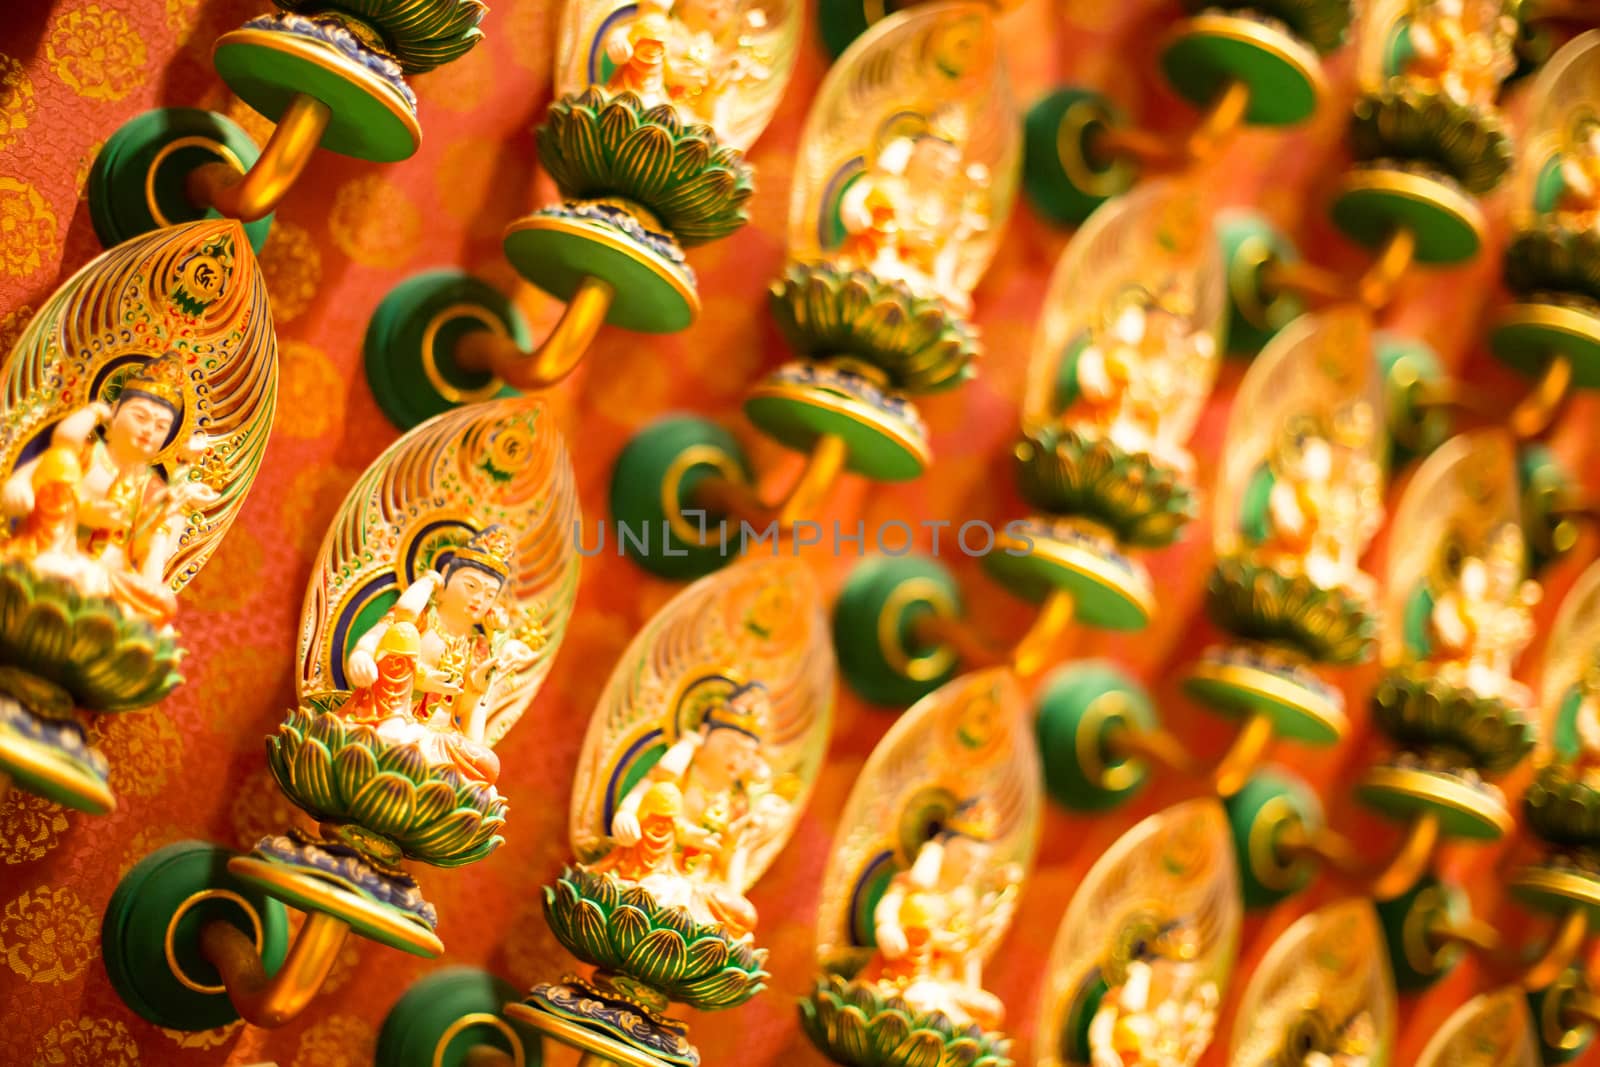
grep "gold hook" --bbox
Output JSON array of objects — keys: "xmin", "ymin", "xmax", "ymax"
[
  {"xmin": 687, "ymin": 434, "xmax": 850, "ymax": 535},
  {"xmin": 1010, "ymin": 589, "xmax": 1077, "ymax": 679},
  {"xmin": 1522, "ymin": 908, "xmax": 1591, "ymax": 992},
  {"xmin": 452, "ymin": 277, "xmax": 617, "ymax": 391},
  {"xmin": 1094, "ymin": 80, "xmax": 1250, "ymax": 170},
  {"xmin": 198, "ymin": 910, "xmax": 349, "ymax": 1027},
  {"xmin": 1509, "ymin": 354, "xmax": 1574, "ymax": 440},
  {"xmin": 1210, "ymin": 712, "xmax": 1275, "ymax": 797},
  {"xmin": 1105, "ymin": 723, "xmax": 1203, "ymax": 778},
  {"xmin": 187, "ymin": 94, "xmax": 332, "ymax": 223},
  {"xmin": 1185, "ymin": 79, "xmax": 1250, "ymax": 162},
  {"xmin": 1369, "ymin": 812, "xmax": 1441, "ymax": 901},
  {"xmin": 461, "ymin": 1043, "xmax": 521, "ymax": 1067},
  {"xmin": 1356, "ymin": 228, "xmax": 1417, "ymax": 311}
]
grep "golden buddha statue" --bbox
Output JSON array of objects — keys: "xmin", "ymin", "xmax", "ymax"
[
  {"xmin": 602, "ymin": 0, "xmax": 770, "ymax": 135},
  {"xmin": 1424, "ymin": 523, "xmax": 1539, "ymax": 705},
  {"xmin": 343, "ymin": 526, "xmax": 533, "ymax": 785},
  {"xmin": 1085, "ymin": 921, "xmax": 1217, "ymax": 1067},
  {"xmin": 1403, "ymin": 0, "xmax": 1518, "ymax": 108},
  {"xmin": 603, "ymin": 679, "xmax": 794, "ymax": 940},
  {"xmin": 0, "ymin": 353, "xmax": 218, "ymax": 625},
  {"xmin": 856, "ymin": 798, "xmax": 1017, "ymax": 1031}
]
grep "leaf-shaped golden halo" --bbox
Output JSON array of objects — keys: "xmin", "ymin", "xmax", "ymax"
[
  {"xmin": 813, "ymin": 667, "xmax": 1039, "ymax": 974},
  {"xmin": 567, "ymin": 557, "xmax": 834, "ymax": 890},
  {"xmin": 1509, "ymin": 29, "xmax": 1600, "ymax": 229},
  {"xmin": 1020, "ymin": 177, "xmax": 1226, "ymax": 440},
  {"xmin": 296, "ymin": 397, "xmax": 580, "ymax": 748},
  {"xmin": 0, "ymin": 219, "xmax": 277, "ymax": 594},
  {"xmin": 1380, "ymin": 429, "xmax": 1522, "ymax": 667},
  {"xmin": 1211, "ymin": 306, "xmax": 1385, "ymax": 559},
  {"xmin": 1035, "ymin": 798, "xmax": 1241, "ymax": 1067},
  {"xmin": 1538, "ymin": 556, "xmax": 1600, "ymax": 747},
  {"xmin": 785, "ymin": 1, "xmax": 1019, "ymax": 302},
  {"xmin": 1416, "ymin": 986, "xmax": 1540, "ymax": 1067},
  {"xmin": 1228, "ymin": 899, "xmax": 1397, "ymax": 1066}
]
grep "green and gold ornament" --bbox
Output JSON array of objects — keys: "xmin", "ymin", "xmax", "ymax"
[
  {"xmin": 828, "ymin": 179, "xmax": 1222, "ymax": 707},
  {"xmin": 1359, "ymin": 431, "xmax": 1540, "ymax": 845},
  {"xmin": 1024, "ymin": 0, "xmax": 1355, "ymax": 225},
  {"xmin": 91, "ymin": 0, "xmax": 484, "ymax": 249},
  {"xmin": 510, "ymin": 559, "xmax": 835, "ymax": 1067},
  {"xmin": 363, "ymin": 0, "xmax": 805, "ymax": 428},
  {"xmin": 0, "ymin": 220, "xmax": 277, "ymax": 816},
  {"xmin": 376, "ymin": 966, "xmax": 544, "ymax": 1067},
  {"xmin": 1492, "ymin": 31, "xmax": 1600, "ymax": 413},
  {"xmin": 102, "ymin": 398, "xmax": 581, "ymax": 1030},
  {"xmin": 610, "ymin": 3, "xmax": 1018, "ymax": 579},
  {"xmin": 1037, "ymin": 799, "xmax": 1240, "ymax": 1067},
  {"xmin": 802, "ymin": 669, "xmax": 1038, "ymax": 1067},
  {"xmin": 1186, "ymin": 307, "xmax": 1386, "ymax": 750},
  {"xmin": 1228, "ymin": 899, "xmax": 1397, "ymax": 1065}
]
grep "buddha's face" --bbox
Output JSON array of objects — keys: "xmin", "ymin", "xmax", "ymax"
[
  {"xmin": 940, "ymin": 833, "xmax": 991, "ymax": 880},
  {"xmin": 439, "ymin": 565, "xmax": 503, "ymax": 626},
  {"xmin": 699, "ymin": 725, "xmax": 762, "ymax": 784},
  {"xmin": 108, "ymin": 396, "xmax": 175, "ymax": 461}
]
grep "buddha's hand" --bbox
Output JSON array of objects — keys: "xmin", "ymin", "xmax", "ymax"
[
  {"xmin": 610, "ymin": 809, "xmax": 643, "ymax": 846},
  {"xmin": 1, "ymin": 477, "xmax": 32, "ymax": 518},
  {"xmin": 347, "ymin": 649, "xmax": 379, "ymax": 689},
  {"xmin": 605, "ymin": 31, "xmax": 633, "ymax": 65},
  {"xmin": 167, "ymin": 480, "xmax": 219, "ymax": 516},
  {"xmin": 875, "ymin": 922, "xmax": 908, "ymax": 959},
  {"xmin": 498, "ymin": 639, "xmax": 535, "ymax": 674}
]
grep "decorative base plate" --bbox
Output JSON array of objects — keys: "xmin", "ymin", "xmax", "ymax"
[
  {"xmin": 504, "ymin": 208, "xmax": 698, "ymax": 334},
  {"xmin": 228, "ymin": 850, "xmax": 444, "ymax": 957},
  {"xmin": 89, "ymin": 108, "xmax": 271, "ymax": 252},
  {"xmin": 0, "ymin": 704, "xmax": 112, "ymax": 815},
  {"xmin": 101, "ymin": 841, "xmax": 291, "ymax": 1031},
  {"xmin": 1218, "ymin": 209, "xmax": 1304, "ymax": 357},
  {"xmin": 745, "ymin": 362, "xmax": 930, "ymax": 482},
  {"xmin": 1329, "ymin": 165, "xmax": 1485, "ymax": 265},
  {"xmin": 1159, "ymin": 13, "xmax": 1325, "ymax": 126},
  {"xmin": 1356, "ymin": 762, "xmax": 1511, "ymax": 841},
  {"xmin": 609, "ymin": 416, "xmax": 752, "ymax": 580},
  {"xmin": 214, "ymin": 26, "xmax": 420, "ymax": 162},
  {"xmin": 1022, "ymin": 87, "xmax": 1137, "ymax": 226},
  {"xmin": 1184, "ymin": 644, "xmax": 1346, "ymax": 744},
  {"xmin": 984, "ymin": 517, "xmax": 1152, "ymax": 631},
  {"xmin": 1509, "ymin": 862, "xmax": 1600, "ymax": 921},
  {"xmin": 1490, "ymin": 302, "xmax": 1600, "ymax": 391},
  {"xmin": 363, "ymin": 269, "xmax": 524, "ymax": 430},
  {"xmin": 833, "ymin": 555, "xmax": 961, "ymax": 708},
  {"xmin": 1035, "ymin": 662, "xmax": 1156, "ymax": 812},
  {"xmin": 508, "ymin": 981, "xmax": 690, "ymax": 1067},
  {"xmin": 377, "ymin": 967, "xmax": 538, "ymax": 1067}
]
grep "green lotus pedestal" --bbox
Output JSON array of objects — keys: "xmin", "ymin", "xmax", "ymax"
[
  {"xmin": 0, "ymin": 561, "xmax": 183, "ymax": 814},
  {"xmin": 1514, "ymin": 763, "xmax": 1600, "ymax": 923},
  {"xmin": 509, "ymin": 866, "xmax": 769, "ymax": 1067},
  {"xmin": 799, "ymin": 974, "xmax": 1013, "ymax": 1067}
]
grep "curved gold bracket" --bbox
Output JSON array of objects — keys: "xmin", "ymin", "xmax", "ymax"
[
  {"xmin": 1369, "ymin": 812, "xmax": 1441, "ymax": 901},
  {"xmin": 1510, "ymin": 353, "xmax": 1574, "ymax": 440},
  {"xmin": 187, "ymin": 93, "xmax": 332, "ymax": 223},
  {"xmin": 1355, "ymin": 228, "xmax": 1417, "ymax": 311},
  {"xmin": 452, "ymin": 277, "xmax": 616, "ymax": 391},
  {"xmin": 1105, "ymin": 722, "xmax": 1202, "ymax": 778},
  {"xmin": 1210, "ymin": 711, "xmax": 1275, "ymax": 797},
  {"xmin": 1263, "ymin": 228, "xmax": 1418, "ymax": 314},
  {"xmin": 1096, "ymin": 79, "xmax": 1249, "ymax": 169},
  {"xmin": 198, "ymin": 910, "xmax": 350, "ymax": 1028},
  {"xmin": 904, "ymin": 588, "xmax": 1077, "ymax": 679},
  {"xmin": 687, "ymin": 433, "xmax": 850, "ymax": 535},
  {"xmin": 1521, "ymin": 908, "xmax": 1591, "ymax": 992}
]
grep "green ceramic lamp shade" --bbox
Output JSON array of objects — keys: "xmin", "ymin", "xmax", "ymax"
[
  {"xmin": 90, "ymin": 0, "xmax": 481, "ymax": 250},
  {"xmin": 1023, "ymin": 0, "xmax": 1353, "ymax": 225}
]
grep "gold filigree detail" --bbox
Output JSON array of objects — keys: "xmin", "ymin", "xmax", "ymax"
[
  {"xmin": 0, "ymin": 885, "xmax": 98, "ymax": 983},
  {"xmin": 46, "ymin": 5, "xmax": 148, "ymax": 103},
  {"xmin": 292, "ymin": 1012, "xmax": 378, "ymax": 1067},
  {"xmin": 88, "ymin": 710, "xmax": 182, "ymax": 800},
  {"xmin": 259, "ymin": 223, "xmax": 323, "ymax": 324},
  {"xmin": 33, "ymin": 1016, "xmax": 139, "ymax": 1067},
  {"xmin": 0, "ymin": 178, "xmax": 56, "ymax": 279},
  {"xmin": 0, "ymin": 55, "xmax": 35, "ymax": 153},
  {"xmin": 0, "ymin": 791, "xmax": 69, "ymax": 865},
  {"xmin": 328, "ymin": 175, "xmax": 421, "ymax": 267},
  {"xmin": 276, "ymin": 342, "xmax": 346, "ymax": 440}
]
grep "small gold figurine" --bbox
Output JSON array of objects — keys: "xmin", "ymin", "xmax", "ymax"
[{"xmin": 1400, "ymin": 0, "xmax": 1519, "ymax": 108}]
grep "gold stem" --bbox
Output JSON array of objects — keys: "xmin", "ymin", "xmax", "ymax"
[
  {"xmin": 910, "ymin": 612, "xmax": 1005, "ymax": 672},
  {"xmin": 690, "ymin": 434, "xmax": 849, "ymax": 534},
  {"xmin": 454, "ymin": 277, "xmax": 616, "ymax": 391},
  {"xmin": 1356, "ymin": 227, "xmax": 1417, "ymax": 311},
  {"xmin": 1370, "ymin": 812, "xmax": 1440, "ymax": 901},
  {"xmin": 1429, "ymin": 915, "xmax": 1503, "ymax": 956},
  {"xmin": 188, "ymin": 94, "xmax": 332, "ymax": 222},
  {"xmin": 1522, "ymin": 908, "xmax": 1590, "ymax": 992},
  {"xmin": 1092, "ymin": 125, "xmax": 1178, "ymax": 168},
  {"xmin": 1276, "ymin": 821, "xmax": 1366, "ymax": 875},
  {"xmin": 1261, "ymin": 258, "xmax": 1353, "ymax": 306},
  {"xmin": 1211, "ymin": 712, "xmax": 1274, "ymax": 797},
  {"xmin": 1567, "ymin": 991, "xmax": 1600, "ymax": 1027},
  {"xmin": 1009, "ymin": 589, "xmax": 1076, "ymax": 679},
  {"xmin": 463, "ymin": 1048, "xmax": 519, "ymax": 1067},
  {"xmin": 199, "ymin": 911, "xmax": 349, "ymax": 1028},
  {"xmin": 1509, "ymin": 354, "xmax": 1574, "ymax": 440},
  {"xmin": 1185, "ymin": 79, "xmax": 1250, "ymax": 162},
  {"xmin": 1106, "ymin": 725, "xmax": 1202, "ymax": 778}
]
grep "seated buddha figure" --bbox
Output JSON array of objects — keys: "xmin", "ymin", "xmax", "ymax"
[
  {"xmin": 1086, "ymin": 919, "xmax": 1218, "ymax": 1067},
  {"xmin": 604, "ymin": 0, "xmax": 769, "ymax": 134},
  {"xmin": 343, "ymin": 526, "xmax": 535, "ymax": 786},
  {"xmin": 1423, "ymin": 523, "xmax": 1538, "ymax": 704},
  {"xmin": 1251, "ymin": 405, "xmax": 1382, "ymax": 599},
  {"xmin": 606, "ymin": 680, "xmax": 792, "ymax": 940},
  {"xmin": 1065, "ymin": 283, "xmax": 1213, "ymax": 478},
  {"xmin": 857, "ymin": 798, "xmax": 1018, "ymax": 1031},
  {"xmin": 1557, "ymin": 117, "xmax": 1600, "ymax": 233},
  {"xmin": 1403, "ymin": 0, "xmax": 1517, "ymax": 108},
  {"xmin": 835, "ymin": 112, "xmax": 991, "ymax": 316},
  {"xmin": 0, "ymin": 353, "xmax": 217, "ymax": 625}
]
